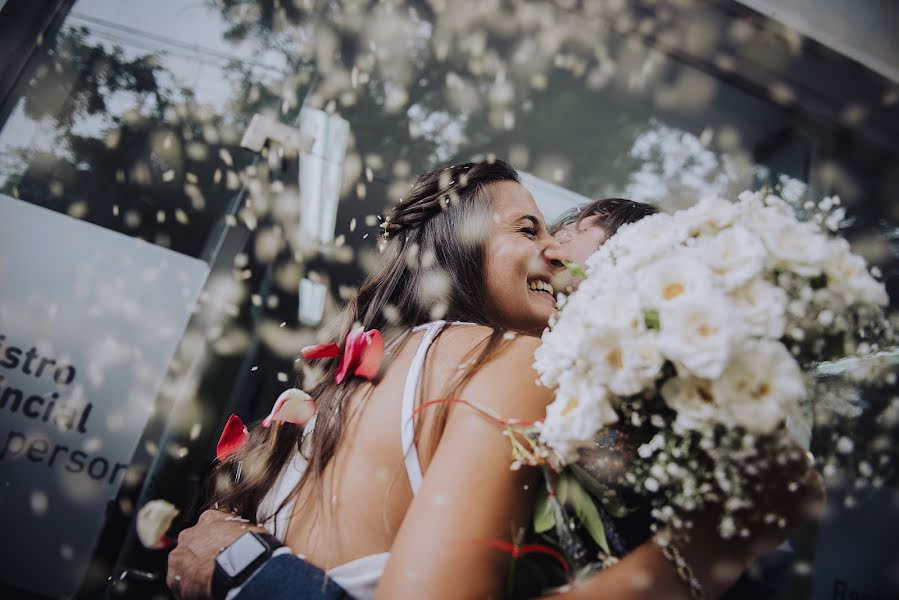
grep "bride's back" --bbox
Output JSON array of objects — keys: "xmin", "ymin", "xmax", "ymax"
[{"xmin": 284, "ymin": 323, "xmax": 495, "ymax": 570}]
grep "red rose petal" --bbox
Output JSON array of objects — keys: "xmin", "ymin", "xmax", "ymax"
[
  {"xmin": 216, "ymin": 414, "xmax": 248, "ymax": 461},
  {"xmin": 334, "ymin": 327, "xmax": 362, "ymax": 384},
  {"xmin": 301, "ymin": 343, "xmax": 341, "ymax": 359},
  {"xmin": 335, "ymin": 327, "xmax": 383, "ymax": 384},
  {"xmin": 353, "ymin": 329, "xmax": 384, "ymax": 380},
  {"xmin": 262, "ymin": 388, "xmax": 317, "ymax": 428}
]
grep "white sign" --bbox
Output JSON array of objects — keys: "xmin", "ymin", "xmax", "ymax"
[{"xmin": 0, "ymin": 194, "xmax": 209, "ymax": 597}]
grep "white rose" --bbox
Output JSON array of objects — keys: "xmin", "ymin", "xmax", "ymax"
[
  {"xmin": 711, "ymin": 340, "xmax": 806, "ymax": 434},
  {"xmin": 637, "ymin": 253, "xmax": 716, "ymax": 308},
  {"xmin": 593, "ymin": 212, "xmax": 686, "ymax": 272},
  {"xmin": 660, "ymin": 376, "xmax": 721, "ymax": 432},
  {"xmin": 757, "ymin": 220, "xmax": 828, "ymax": 277},
  {"xmin": 739, "ymin": 191, "xmax": 795, "ymax": 223},
  {"xmin": 539, "ymin": 383, "xmax": 618, "ymax": 465},
  {"xmin": 565, "ymin": 277, "xmax": 643, "ymax": 330},
  {"xmin": 823, "ymin": 238, "xmax": 888, "ymax": 306},
  {"xmin": 585, "ymin": 329, "xmax": 664, "ymax": 396},
  {"xmin": 729, "ymin": 277, "xmax": 787, "ymax": 339},
  {"xmin": 694, "ymin": 225, "xmax": 767, "ymax": 290},
  {"xmin": 679, "ymin": 196, "xmax": 739, "ymax": 234},
  {"xmin": 539, "ymin": 280, "xmax": 649, "ymax": 386},
  {"xmin": 658, "ymin": 295, "xmax": 733, "ymax": 379}
]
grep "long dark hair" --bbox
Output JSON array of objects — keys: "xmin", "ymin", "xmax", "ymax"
[{"xmin": 209, "ymin": 159, "xmax": 522, "ymax": 521}]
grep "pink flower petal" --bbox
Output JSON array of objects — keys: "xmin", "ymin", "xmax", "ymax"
[
  {"xmin": 216, "ymin": 414, "xmax": 248, "ymax": 461},
  {"xmin": 262, "ymin": 388, "xmax": 317, "ymax": 428},
  {"xmin": 301, "ymin": 343, "xmax": 341, "ymax": 360},
  {"xmin": 353, "ymin": 329, "xmax": 384, "ymax": 380}
]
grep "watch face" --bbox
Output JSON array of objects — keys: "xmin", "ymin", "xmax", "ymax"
[{"xmin": 218, "ymin": 533, "xmax": 268, "ymax": 577}]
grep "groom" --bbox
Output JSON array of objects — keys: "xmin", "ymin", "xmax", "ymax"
[
  {"xmin": 550, "ymin": 197, "xmax": 660, "ymax": 274},
  {"xmin": 166, "ymin": 197, "xmax": 791, "ymax": 599}
]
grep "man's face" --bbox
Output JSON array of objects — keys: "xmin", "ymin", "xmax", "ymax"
[
  {"xmin": 554, "ymin": 215, "xmax": 609, "ymax": 292},
  {"xmin": 553, "ymin": 214, "xmax": 608, "ymax": 291}
]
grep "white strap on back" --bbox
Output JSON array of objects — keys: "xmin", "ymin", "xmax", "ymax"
[
  {"xmin": 400, "ymin": 320, "xmax": 479, "ymax": 495},
  {"xmin": 400, "ymin": 320, "xmax": 446, "ymax": 495}
]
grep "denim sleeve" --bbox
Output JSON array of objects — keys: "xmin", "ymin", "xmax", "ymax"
[{"xmin": 232, "ymin": 553, "xmax": 352, "ymax": 600}]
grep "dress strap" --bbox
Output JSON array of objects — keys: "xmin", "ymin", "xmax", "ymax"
[
  {"xmin": 400, "ymin": 320, "xmax": 478, "ymax": 495},
  {"xmin": 401, "ymin": 321, "xmax": 445, "ymax": 495}
]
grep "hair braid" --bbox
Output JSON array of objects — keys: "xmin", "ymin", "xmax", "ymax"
[{"xmin": 381, "ymin": 163, "xmax": 479, "ymax": 239}]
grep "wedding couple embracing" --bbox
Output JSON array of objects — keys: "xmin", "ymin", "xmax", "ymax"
[{"xmin": 167, "ymin": 159, "xmax": 827, "ymax": 599}]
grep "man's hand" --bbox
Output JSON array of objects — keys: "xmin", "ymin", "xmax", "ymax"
[{"xmin": 166, "ymin": 509, "xmax": 266, "ymax": 599}]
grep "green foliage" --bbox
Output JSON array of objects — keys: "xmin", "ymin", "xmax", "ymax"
[
  {"xmin": 533, "ymin": 485, "xmax": 555, "ymax": 534},
  {"xmin": 557, "ymin": 472, "xmax": 611, "ymax": 555},
  {"xmin": 562, "ymin": 260, "xmax": 587, "ymax": 279}
]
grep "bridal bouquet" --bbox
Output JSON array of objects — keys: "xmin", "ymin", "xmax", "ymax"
[{"xmin": 520, "ymin": 191, "xmax": 892, "ymax": 572}]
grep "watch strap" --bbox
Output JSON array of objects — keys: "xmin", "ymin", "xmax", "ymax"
[{"xmin": 211, "ymin": 531, "xmax": 285, "ymax": 600}]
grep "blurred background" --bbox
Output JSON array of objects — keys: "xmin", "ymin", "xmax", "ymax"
[{"xmin": 0, "ymin": 0, "xmax": 896, "ymax": 598}]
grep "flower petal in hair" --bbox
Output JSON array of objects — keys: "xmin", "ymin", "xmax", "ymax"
[
  {"xmin": 262, "ymin": 388, "xmax": 317, "ymax": 428},
  {"xmin": 300, "ymin": 343, "xmax": 341, "ymax": 359},
  {"xmin": 216, "ymin": 414, "xmax": 248, "ymax": 461},
  {"xmin": 335, "ymin": 327, "xmax": 384, "ymax": 384}
]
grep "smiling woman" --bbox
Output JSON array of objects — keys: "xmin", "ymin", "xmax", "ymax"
[{"xmin": 483, "ymin": 181, "xmax": 568, "ymax": 335}]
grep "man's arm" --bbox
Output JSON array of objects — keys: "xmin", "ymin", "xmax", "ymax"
[
  {"xmin": 166, "ymin": 509, "xmax": 265, "ymax": 598},
  {"xmin": 166, "ymin": 509, "xmax": 349, "ymax": 599}
]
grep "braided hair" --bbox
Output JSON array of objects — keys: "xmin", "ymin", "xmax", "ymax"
[{"xmin": 209, "ymin": 158, "xmax": 522, "ymax": 523}]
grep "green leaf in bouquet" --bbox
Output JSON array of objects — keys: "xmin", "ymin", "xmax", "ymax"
[
  {"xmin": 559, "ymin": 473, "xmax": 611, "ymax": 556},
  {"xmin": 534, "ymin": 486, "xmax": 556, "ymax": 534},
  {"xmin": 570, "ymin": 463, "xmax": 633, "ymax": 519},
  {"xmin": 643, "ymin": 309, "xmax": 660, "ymax": 330},
  {"xmin": 562, "ymin": 259, "xmax": 587, "ymax": 278}
]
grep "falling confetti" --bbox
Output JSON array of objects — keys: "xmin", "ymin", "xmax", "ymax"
[{"xmin": 135, "ymin": 499, "xmax": 179, "ymax": 550}]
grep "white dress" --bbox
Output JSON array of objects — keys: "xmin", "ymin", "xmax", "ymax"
[{"xmin": 256, "ymin": 320, "xmax": 474, "ymax": 599}]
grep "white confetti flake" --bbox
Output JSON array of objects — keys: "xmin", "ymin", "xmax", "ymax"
[{"xmin": 31, "ymin": 490, "xmax": 49, "ymax": 516}]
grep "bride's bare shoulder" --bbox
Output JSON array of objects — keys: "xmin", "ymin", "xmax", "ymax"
[
  {"xmin": 435, "ymin": 324, "xmax": 543, "ymax": 360},
  {"xmin": 434, "ymin": 326, "xmax": 551, "ymax": 419}
]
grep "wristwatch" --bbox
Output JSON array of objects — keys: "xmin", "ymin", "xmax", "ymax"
[{"xmin": 211, "ymin": 531, "xmax": 285, "ymax": 600}]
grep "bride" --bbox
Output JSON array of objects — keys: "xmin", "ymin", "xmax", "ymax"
[{"xmin": 168, "ymin": 159, "xmax": 821, "ymax": 599}]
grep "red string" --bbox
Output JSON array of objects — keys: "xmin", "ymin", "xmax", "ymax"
[
  {"xmin": 471, "ymin": 539, "xmax": 571, "ymax": 577},
  {"xmin": 411, "ymin": 397, "xmax": 543, "ymax": 427},
  {"xmin": 411, "ymin": 397, "xmax": 468, "ymax": 419}
]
